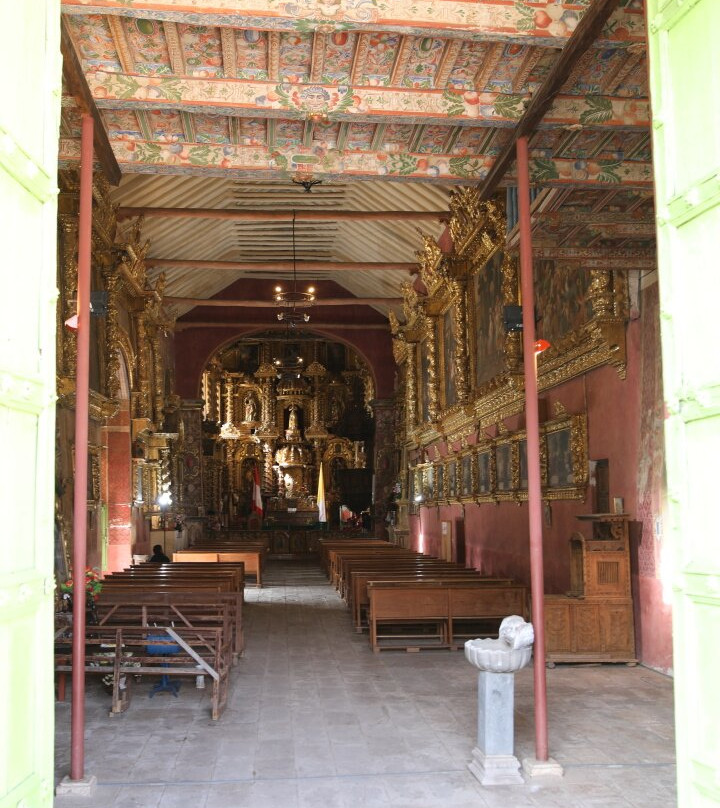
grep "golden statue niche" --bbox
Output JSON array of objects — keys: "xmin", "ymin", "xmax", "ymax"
[{"xmin": 200, "ymin": 332, "xmax": 373, "ymax": 527}]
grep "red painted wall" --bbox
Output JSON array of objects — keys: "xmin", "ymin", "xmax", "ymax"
[
  {"xmin": 173, "ymin": 278, "xmax": 395, "ymax": 398},
  {"xmin": 408, "ymin": 283, "xmax": 672, "ymax": 672}
]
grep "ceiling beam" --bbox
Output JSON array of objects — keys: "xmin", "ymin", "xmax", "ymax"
[
  {"xmin": 61, "ymin": 2, "xmax": 645, "ymax": 47},
  {"xmin": 164, "ymin": 297, "xmax": 402, "ymax": 307},
  {"xmin": 478, "ymin": 0, "xmax": 624, "ymax": 201},
  {"xmin": 537, "ymin": 210, "xmax": 654, "ymax": 225},
  {"xmin": 146, "ymin": 259, "xmax": 417, "ymax": 271},
  {"xmin": 532, "ymin": 246, "xmax": 655, "ymax": 267},
  {"xmin": 59, "ymin": 138, "xmax": 653, "ymax": 187},
  {"xmin": 60, "ymin": 19, "xmax": 121, "ymax": 185},
  {"xmin": 174, "ymin": 321, "xmax": 389, "ymax": 331},
  {"xmin": 118, "ymin": 207, "xmax": 449, "ymax": 222},
  {"xmin": 86, "ymin": 70, "xmax": 648, "ymax": 129}
]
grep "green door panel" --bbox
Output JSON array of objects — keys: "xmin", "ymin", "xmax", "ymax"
[
  {"xmin": 0, "ymin": 2, "xmax": 60, "ymax": 807},
  {"xmin": 647, "ymin": 0, "xmax": 720, "ymax": 804}
]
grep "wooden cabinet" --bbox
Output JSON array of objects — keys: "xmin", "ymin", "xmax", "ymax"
[{"xmin": 544, "ymin": 514, "xmax": 636, "ymax": 663}]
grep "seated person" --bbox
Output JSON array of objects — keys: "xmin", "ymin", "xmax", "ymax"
[{"xmin": 149, "ymin": 544, "xmax": 170, "ymax": 563}]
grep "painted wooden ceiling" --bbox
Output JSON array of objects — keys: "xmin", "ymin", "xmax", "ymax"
[{"xmin": 58, "ymin": 0, "xmax": 655, "ymax": 320}]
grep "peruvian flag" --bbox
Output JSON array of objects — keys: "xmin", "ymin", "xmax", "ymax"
[{"xmin": 251, "ymin": 464, "xmax": 263, "ymax": 516}]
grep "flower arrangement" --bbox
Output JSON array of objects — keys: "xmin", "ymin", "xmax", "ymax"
[{"xmin": 59, "ymin": 567, "xmax": 103, "ymax": 597}]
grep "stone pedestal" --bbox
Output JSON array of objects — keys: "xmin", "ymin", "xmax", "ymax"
[
  {"xmin": 55, "ymin": 775, "xmax": 97, "ymax": 797},
  {"xmin": 467, "ymin": 670, "xmax": 523, "ymax": 785}
]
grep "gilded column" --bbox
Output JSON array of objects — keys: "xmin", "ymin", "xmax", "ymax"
[
  {"xmin": 58, "ymin": 214, "xmax": 79, "ymax": 379},
  {"xmin": 426, "ymin": 322, "xmax": 440, "ymax": 423},
  {"xmin": 502, "ymin": 254, "xmax": 522, "ymax": 374},
  {"xmin": 589, "ymin": 268, "xmax": 614, "ymax": 317},
  {"xmin": 223, "ymin": 374, "xmax": 234, "ymax": 426},
  {"xmin": 453, "ymin": 281, "xmax": 470, "ymax": 404},
  {"xmin": 178, "ymin": 401, "xmax": 205, "ymax": 513},
  {"xmin": 371, "ymin": 398, "xmax": 396, "ymax": 538},
  {"xmin": 103, "ymin": 266, "xmax": 121, "ymax": 401}
]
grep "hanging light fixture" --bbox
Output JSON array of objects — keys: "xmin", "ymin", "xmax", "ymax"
[{"xmin": 275, "ymin": 210, "xmax": 316, "ymax": 326}]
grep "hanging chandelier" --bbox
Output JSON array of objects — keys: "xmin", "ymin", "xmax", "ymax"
[{"xmin": 275, "ymin": 210, "xmax": 316, "ymax": 326}]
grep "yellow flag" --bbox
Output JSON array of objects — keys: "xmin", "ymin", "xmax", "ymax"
[{"xmin": 317, "ymin": 462, "xmax": 327, "ymax": 523}]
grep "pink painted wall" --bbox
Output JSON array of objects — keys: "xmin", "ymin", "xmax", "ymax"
[
  {"xmin": 408, "ymin": 284, "xmax": 672, "ymax": 672},
  {"xmin": 103, "ymin": 404, "xmax": 133, "ymax": 572}
]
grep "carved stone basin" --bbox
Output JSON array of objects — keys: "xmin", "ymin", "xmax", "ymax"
[
  {"xmin": 464, "ymin": 638, "xmax": 532, "ymax": 673},
  {"xmin": 464, "ymin": 615, "xmax": 534, "ymax": 673}
]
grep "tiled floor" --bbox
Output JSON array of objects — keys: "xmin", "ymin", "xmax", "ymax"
[{"xmin": 54, "ymin": 561, "xmax": 677, "ymax": 807}]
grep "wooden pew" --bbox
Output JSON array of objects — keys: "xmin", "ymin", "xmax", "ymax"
[
  {"xmin": 98, "ymin": 573, "xmax": 244, "ymax": 660},
  {"xmin": 173, "ymin": 547, "xmax": 264, "ymax": 586},
  {"xmin": 348, "ymin": 567, "xmax": 513, "ymax": 631},
  {"xmin": 55, "ymin": 622, "xmax": 230, "ymax": 719},
  {"xmin": 367, "ymin": 579, "xmax": 528, "ymax": 653}
]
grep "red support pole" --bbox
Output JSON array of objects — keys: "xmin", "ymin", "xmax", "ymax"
[
  {"xmin": 516, "ymin": 135, "xmax": 549, "ymax": 763},
  {"xmin": 70, "ymin": 113, "xmax": 94, "ymax": 781}
]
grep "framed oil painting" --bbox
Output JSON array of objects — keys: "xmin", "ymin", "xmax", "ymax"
[
  {"xmin": 425, "ymin": 464, "xmax": 435, "ymax": 501},
  {"xmin": 435, "ymin": 461, "xmax": 445, "ymax": 502},
  {"xmin": 441, "ymin": 305, "xmax": 458, "ymax": 409},
  {"xmin": 473, "ymin": 249, "xmax": 506, "ymax": 389},
  {"xmin": 495, "ymin": 440, "xmax": 513, "ymax": 495},
  {"xmin": 533, "ymin": 259, "xmax": 593, "ymax": 345},
  {"xmin": 447, "ymin": 457, "xmax": 458, "ymax": 500},
  {"xmin": 543, "ymin": 414, "xmax": 588, "ymax": 500},
  {"xmin": 477, "ymin": 449, "xmax": 492, "ymax": 496},
  {"xmin": 519, "ymin": 437, "xmax": 528, "ymax": 490},
  {"xmin": 460, "ymin": 451, "xmax": 474, "ymax": 498},
  {"xmin": 546, "ymin": 426, "xmax": 573, "ymax": 487}
]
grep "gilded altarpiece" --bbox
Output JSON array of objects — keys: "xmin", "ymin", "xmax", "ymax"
[{"xmin": 393, "ymin": 187, "xmax": 628, "ymax": 510}]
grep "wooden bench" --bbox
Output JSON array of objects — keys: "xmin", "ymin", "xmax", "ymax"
[
  {"xmin": 173, "ymin": 548, "xmax": 264, "ymax": 586},
  {"xmin": 55, "ymin": 622, "xmax": 230, "ymax": 719},
  {"xmin": 367, "ymin": 580, "xmax": 528, "ymax": 653},
  {"xmin": 96, "ymin": 587, "xmax": 243, "ymax": 661},
  {"xmin": 348, "ymin": 567, "xmax": 513, "ymax": 631}
]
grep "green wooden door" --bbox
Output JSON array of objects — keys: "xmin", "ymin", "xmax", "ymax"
[
  {"xmin": 0, "ymin": 2, "xmax": 60, "ymax": 806},
  {"xmin": 646, "ymin": 1, "xmax": 720, "ymax": 804}
]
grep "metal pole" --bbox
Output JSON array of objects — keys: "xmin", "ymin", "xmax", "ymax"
[
  {"xmin": 70, "ymin": 112, "xmax": 93, "ymax": 781},
  {"xmin": 516, "ymin": 134, "xmax": 549, "ymax": 762}
]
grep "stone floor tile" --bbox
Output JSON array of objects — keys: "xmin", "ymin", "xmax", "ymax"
[{"xmin": 54, "ymin": 560, "xmax": 676, "ymax": 808}]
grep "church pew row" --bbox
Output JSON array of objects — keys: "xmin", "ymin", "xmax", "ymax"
[
  {"xmin": 367, "ymin": 580, "xmax": 529, "ymax": 653},
  {"xmin": 324, "ymin": 544, "xmax": 528, "ymax": 652},
  {"xmin": 173, "ymin": 546, "xmax": 265, "ymax": 586},
  {"xmin": 346, "ymin": 566, "xmax": 514, "ymax": 631},
  {"xmin": 55, "ymin": 623, "xmax": 229, "ymax": 719},
  {"xmin": 55, "ymin": 562, "xmax": 245, "ymax": 719},
  {"xmin": 99, "ymin": 563, "xmax": 245, "ymax": 658},
  {"xmin": 317, "ymin": 538, "xmax": 391, "ymax": 575}
]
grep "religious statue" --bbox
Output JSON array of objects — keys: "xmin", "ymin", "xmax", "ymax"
[
  {"xmin": 288, "ymin": 404, "xmax": 299, "ymax": 431},
  {"xmin": 243, "ymin": 393, "xmax": 257, "ymax": 423}
]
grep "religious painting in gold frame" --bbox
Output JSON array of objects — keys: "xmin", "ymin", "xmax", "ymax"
[
  {"xmin": 460, "ymin": 449, "xmax": 475, "ymax": 500},
  {"xmin": 519, "ymin": 435, "xmax": 528, "ymax": 491},
  {"xmin": 476, "ymin": 446, "xmax": 494, "ymax": 500},
  {"xmin": 447, "ymin": 456, "xmax": 458, "ymax": 501},
  {"xmin": 435, "ymin": 460, "xmax": 445, "ymax": 503},
  {"xmin": 494, "ymin": 438, "xmax": 515, "ymax": 500},
  {"xmin": 440, "ymin": 304, "xmax": 459, "ymax": 409},
  {"xmin": 471, "ymin": 248, "xmax": 506, "ymax": 390},
  {"xmin": 425, "ymin": 463, "xmax": 435, "ymax": 501},
  {"xmin": 534, "ymin": 259, "xmax": 593, "ymax": 346},
  {"xmin": 542, "ymin": 413, "xmax": 588, "ymax": 500}
]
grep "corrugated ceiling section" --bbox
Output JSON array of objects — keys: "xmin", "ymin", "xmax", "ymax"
[{"xmin": 110, "ymin": 175, "xmax": 453, "ymax": 318}]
